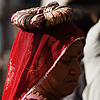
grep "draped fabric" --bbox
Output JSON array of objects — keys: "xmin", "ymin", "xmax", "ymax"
[
  {"xmin": 83, "ymin": 19, "xmax": 100, "ymax": 100},
  {"xmin": 2, "ymin": 21, "xmax": 85, "ymax": 100}
]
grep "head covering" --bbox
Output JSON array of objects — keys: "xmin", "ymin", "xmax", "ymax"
[{"xmin": 2, "ymin": 2, "xmax": 85, "ymax": 100}]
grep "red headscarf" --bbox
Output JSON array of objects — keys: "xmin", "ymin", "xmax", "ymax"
[{"xmin": 2, "ymin": 21, "xmax": 85, "ymax": 100}]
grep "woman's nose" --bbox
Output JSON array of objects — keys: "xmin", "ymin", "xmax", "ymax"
[
  {"xmin": 70, "ymin": 62, "xmax": 82, "ymax": 75},
  {"xmin": 70, "ymin": 69, "xmax": 81, "ymax": 75}
]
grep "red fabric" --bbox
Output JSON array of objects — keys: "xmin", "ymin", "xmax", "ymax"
[
  {"xmin": 19, "ymin": 93, "xmax": 45, "ymax": 100},
  {"xmin": 2, "ymin": 21, "xmax": 84, "ymax": 100}
]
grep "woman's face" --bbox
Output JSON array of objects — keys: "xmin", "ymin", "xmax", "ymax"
[{"xmin": 37, "ymin": 40, "xmax": 84, "ymax": 98}]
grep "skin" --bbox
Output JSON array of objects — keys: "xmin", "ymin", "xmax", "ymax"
[{"xmin": 36, "ymin": 40, "xmax": 84, "ymax": 100}]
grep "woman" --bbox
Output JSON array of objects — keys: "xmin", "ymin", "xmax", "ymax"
[{"xmin": 2, "ymin": 2, "xmax": 85, "ymax": 100}]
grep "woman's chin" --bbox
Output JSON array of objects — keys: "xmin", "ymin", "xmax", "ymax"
[{"xmin": 60, "ymin": 87, "xmax": 75, "ymax": 98}]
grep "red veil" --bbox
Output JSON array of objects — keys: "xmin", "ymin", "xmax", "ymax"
[{"xmin": 2, "ymin": 21, "xmax": 85, "ymax": 100}]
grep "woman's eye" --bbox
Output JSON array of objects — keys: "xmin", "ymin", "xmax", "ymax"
[{"xmin": 60, "ymin": 58, "xmax": 71, "ymax": 64}]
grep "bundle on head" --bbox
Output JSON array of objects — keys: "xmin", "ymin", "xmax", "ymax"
[{"xmin": 11, "ymin": 1, "xmax": 73, "ymax": 30}]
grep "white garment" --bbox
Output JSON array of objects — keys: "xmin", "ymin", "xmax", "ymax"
[{"xmin": 83, "ymin": 19, "xmax": 100, "ymax": 100}]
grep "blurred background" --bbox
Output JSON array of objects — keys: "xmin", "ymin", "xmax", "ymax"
[{"xmin": 0, "ymin": 0, "xmax": 100, "ymax": 99}]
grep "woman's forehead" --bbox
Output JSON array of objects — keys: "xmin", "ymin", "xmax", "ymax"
[
  {"xmin": 64, "ymin": 40, "xmax": 84, "ymax": 56},
  {"xmin": 69, "ymin": 40, "xmax": 84, "ymax": 49}
]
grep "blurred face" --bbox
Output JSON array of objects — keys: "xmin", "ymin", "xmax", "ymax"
[{"xmin": 37, "ymin": 40, "xmax": 84, "ymax": 98}]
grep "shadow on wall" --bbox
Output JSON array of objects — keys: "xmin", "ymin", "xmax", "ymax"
[{"xmin": 0, "ymin": 68, "xmax": 7, "ymax": 99}]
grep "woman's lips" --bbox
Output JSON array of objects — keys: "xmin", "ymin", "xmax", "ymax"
[
  {"xmin": 66, "ymin": 79, "xmax": 78, "ymax": 84},
  {"xmin": 65, "ymin": 76, "xmax": 79, "ymax": 84}
]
